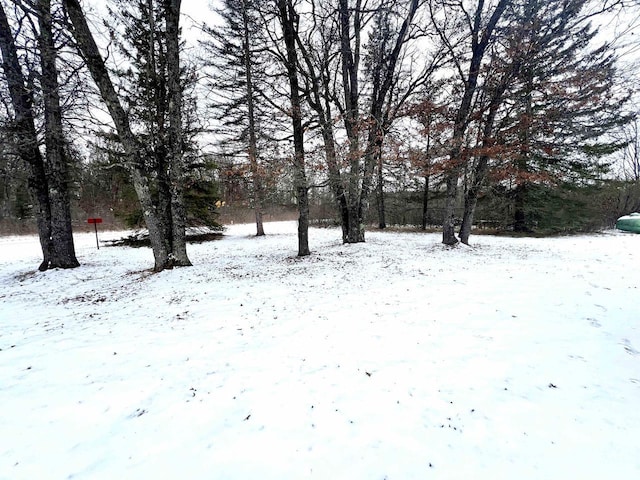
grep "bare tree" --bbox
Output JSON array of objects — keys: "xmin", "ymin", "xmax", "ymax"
[
  {"xmin": 430, "ymin": 0, "xmax": 511, "ymax": 245},
  {"xmin": 291, "ymin": 0, "xmax": 425, "ymax": 242},
  {"xmin": 276, "ymin": 0, "xmax": 310, "ymax": 256},
  {"xmin": 0, "ymin": 0, "xmax": 79, "ymax": 270},
  {"xmin": 618, "ymin": 117, "xmax": 640, "ymax": 182}
]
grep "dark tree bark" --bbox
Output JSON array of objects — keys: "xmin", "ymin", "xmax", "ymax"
[
  {"xmin": 340, "ymin": 0, "xmax": 420, "ymax": 243},
  {"xmin": 165, "ymin": 0, "xmax": 191, "ymax": 265},
  {"xmin": 37, "ymin": 0, "xmax": 79, "ymax": 268},
  {"xmin": 292, "ymin": 0, "xmax": 421, "ymax": 243},
  {"xmin": 459, "ymin": 69, "xmax": 513, "ymax": 244},
  {"xmin": 376, "ymin": 151, "xmax": 386, "ymax": 229},
  {"xmin": 360, "ymin": 0, "xmax": 419, "ymax": 229},
  {"xmin": 276, "ymin": 0, "xmax": 310, "ymax": 256},
  {"xmin": 0, "ymin": 3, "xmax": 51, "ymax": 270},
  {"xmin": 294, "ymin": 12, "xmax": 349, "ymax": 242},
  {"xmin": 338, "ymin": 0, "xmax": 365, "ymax": 243},
  {"xmin": 439, "ymin": 0, "xmax": 511, "ymax": 245},
  {"xmin": 421, "ymin": 173, "xmax": 430, "ymax": 230},
  {"xmin": 0, "ymin": 2, "xmax": 78, "ymax": 270},
  {"xmin": 240, "ymin": 0, "xmax": 266, "ymax": 236}
]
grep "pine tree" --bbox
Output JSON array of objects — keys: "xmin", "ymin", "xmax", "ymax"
[
  {"xmin": 497, "ymin": 0, "xmax": 631, "ymax": 232},
  {"xmin": 201, "ymin": 0, "xmax": 271, "ymax": 236}
]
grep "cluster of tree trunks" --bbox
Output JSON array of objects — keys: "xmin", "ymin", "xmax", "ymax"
[
  {"xmin": 0, "ymin": 1, "xmax": 78, "ymax": 271},
  {"xmin": 63, "ymin": 0, "xmax": 190, "ymax": 271}
]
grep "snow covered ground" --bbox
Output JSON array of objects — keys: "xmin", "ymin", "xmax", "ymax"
[{"xmin": 1, "ymin": 221, "xmax": 639, "ymax": 479}]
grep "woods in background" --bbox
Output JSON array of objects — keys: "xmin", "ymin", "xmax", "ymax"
[{"xmin": 1, "ymin": 0, "xmax": 639, "ymax": 270}]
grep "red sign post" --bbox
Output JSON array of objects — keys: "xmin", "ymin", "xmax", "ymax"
[{"xmin": 87, "ymin": 218, "xmax": 103, "ymax": 249}]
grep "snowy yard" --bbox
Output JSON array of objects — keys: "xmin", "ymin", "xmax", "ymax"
[{"xmin": 1, "ymin": 221, "xmax": 639, "ymax": 479}]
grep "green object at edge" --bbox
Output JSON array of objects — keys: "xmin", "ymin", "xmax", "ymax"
[{"xmin": 616, "ymin": 213, "xmax": 640, "ymax": 233}]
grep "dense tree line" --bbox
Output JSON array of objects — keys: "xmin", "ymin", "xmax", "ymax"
[{"xmin": 0, "ymin": 0, "xmax": 638, "ymax": 271}]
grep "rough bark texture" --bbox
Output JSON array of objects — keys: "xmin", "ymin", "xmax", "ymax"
[
  {"xmin": 293, "ymin": 0, "xmax": 418, "ymax": 243},
  {"xmin": 421, "ymin": 174, "xmax": 430, "ymax": 230},
  {"xmin": 63, "ymin": 0, "xmax": 189, "ymax": 271},
  {"xmin": 37, "ymin": 0, "xmax": 79, "ymax": 268},
  {"xmin": 376, "ymin": 151, "xmax": 386, "ymax": 229},
  {"xmin": 440, "ymin": 0, "xmax": 511, "ymax": 246},
  {"xmin": 295, "ymin": 23, "xmax": 349, "ymax": 242},
  {"xmin": 165, "ymin": 0, "xmax": 191, "ymax": 265},
  {"xmin": 240, "ymin": 0, "xmax": 265, "ymax": 236},
  {"xmin": 340, "ymin": 0, "xmax": 420, "ymax": 243},
  {"xmin": 338, "ymin": 0, "xmax": 364, "ymax": 243},
  {"xmin": 459, "ymin": 74, "xmax": 511, "ymax": 244},
  {"xmin": 0, "ymin": 3, "xmax": 50, "ymax": 270},
  {"xmin": 320, "ymin": 118, "xmax": 350, "ymax": 242},
  {"xmin": 0, "ymin": 2, "xmax": 78, "ymax": 270},
  {"xmin": 277, "ymin": 0, "xmax": 309, "ymax": 256}
]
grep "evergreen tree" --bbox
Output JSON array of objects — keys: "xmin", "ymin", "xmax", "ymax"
[
  {"xmin": 201, "ymin": 0, "xmax": 271, "ymax": 236},
  {"xmin": 448, "ymin": 0, "xmax": 632, "ymax": 240},
  {"xmin": 497, "ymin": 0, "xmax": 631, "ymax": 232}
]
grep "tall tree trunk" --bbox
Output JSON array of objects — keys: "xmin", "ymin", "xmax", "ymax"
[
  {"xmin": 37, "ymin": 0, "xmax": 79, "ymax": 269},
  {"xmin": 459, "ymin": 167, "xmax": 484, "ymax": 244},
  {"xmin": 459, "ymin": 76, "xmax": 511, "ymax": 244},
  {"xmin": 421, "ymin": 174, "xmax": 429, "ymax": 230},
  {"xmin": 240, "ymin": 0, "xmax": 265, "ymax": 236},
  {"xmin": 440, "ymin": 0, "xmax": 511, "ymax": 246},
  {"xmin": 0, "ymin": 2, "xmax": 78, "ymax": 271},
  {"xmin": 320, "ymin": 119, "xmax": 350, "ymax": 242},
  {"xmin": 294, "ymin": 20, "xmax": 349, "ymax": 242},
  {"xmin": 165, "ymin": 0, "xmax": 191, "ymax": 266},
  {"xmin": 277, "ymin": 0, "xmax": 309, "ymax": 256},
  {"xmin": 0, "ymin": 3, "xmax": 49, "ymax": 270},
  {"xmin": 339, "ymin": 0, "xmax": 364, "ymax": 244},
  {"xmin": 376, "ymin": 150, "xmax": 386, "ymax": 229},
  {"xmin": 30, "ymin": 162, "xmax": 54, "ymax": 271},
  {"xmin": 63, "ymin": 0, "xmax": 181, "ymax": 271},
  {"xmin": 350, "ymin": 0, "xmax": 420, "ymax": 242},
  {"xmin": 442, "ymin": 172, "xmax": 459, "ymax": 245},
  {"xmin": 288, "ymin": 11, "xmax": 351, "ymax": 243},
  {"xmin": 514, "ymin": 64, "xmax": 534, "ymax": 233}
]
